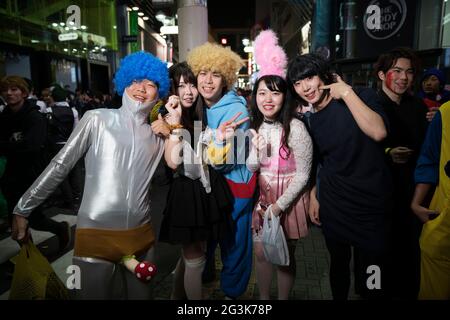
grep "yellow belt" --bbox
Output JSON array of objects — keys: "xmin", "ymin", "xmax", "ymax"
[{"xmin": 74, "ymin": 223, "xmax": 155, "ymax": 263}]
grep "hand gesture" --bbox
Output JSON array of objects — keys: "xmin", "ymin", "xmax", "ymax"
[
  {"xmin": 151, "ymin": 114, "xmax": 171, "ymax": 137},
  {"xmin": 319, "ymin": 74, "xmax": 352, "ymax": 100},
  {"xmin": 249, "ymin": 129, "xmax": 267, "ymax": 152},
  {"xmin": 164, "ymin": 95, "xmax": 182, "ymax": 126},
  {"xmin": 11, "ymin": 214, "xmax": 30, "ymax": 243},
  {"xmin": 215, "ymin": 112, "xmax": 249, "ymax": 143},
  {"xmin": 389, "ymin": 146, "xmax": 414, "ymax": 164}
]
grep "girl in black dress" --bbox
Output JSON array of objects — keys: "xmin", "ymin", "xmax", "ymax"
[
  {"xmin": 287, "ymin": 54, "xmax": 393, "ymax": 300},
  {"xmin": 158, "ymin": 62, "xmax": 233, "ymax": 299}
]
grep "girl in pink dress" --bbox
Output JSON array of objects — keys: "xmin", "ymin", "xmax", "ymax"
[{"xmin": 247, "ymin": 30, "xmax": 313, "ymax": 300}]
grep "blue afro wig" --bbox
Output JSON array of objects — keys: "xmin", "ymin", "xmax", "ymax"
[{"xmin": 113, "ymin": 51, "xmax": 169, "ymax": 98}]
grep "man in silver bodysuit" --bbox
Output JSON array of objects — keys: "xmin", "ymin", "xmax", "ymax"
[{"xmin": 10, "ymin": 51, "xmax": 169, "ymax": 299}]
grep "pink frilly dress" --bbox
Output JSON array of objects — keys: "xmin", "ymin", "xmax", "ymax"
[{"xmin": 252, "ymin": 143, "xmax": 310, "ymax": 240}]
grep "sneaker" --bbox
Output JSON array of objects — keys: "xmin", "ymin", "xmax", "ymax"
[{"xmin": 58, "ymin": 221, "xmax": 72, "ymax": 252}]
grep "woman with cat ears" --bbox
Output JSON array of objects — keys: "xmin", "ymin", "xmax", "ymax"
[{"xmin": 247, "ymin": 30, "xmax": 313, "ymax": 300}]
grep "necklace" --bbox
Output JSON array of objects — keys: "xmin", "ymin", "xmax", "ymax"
[
  {"xmin": 266, "ymin": 139, "xmax": 272, "ymax": 157},
  {"xmin": 263, "ymin": 121, "xmax": 273, "ymax": 157}
]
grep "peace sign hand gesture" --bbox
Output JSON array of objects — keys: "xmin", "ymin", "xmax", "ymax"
[
  {"xmin": 215, "ymin": 112, "xmax": 250, "ymax": 143},
  {"xmin": 249, "ymin": 129, "xmax": 266, "ymax": 152},
  {"xmin": 319, "ymin": 74, "xmax": 352, "ymax": 100}
]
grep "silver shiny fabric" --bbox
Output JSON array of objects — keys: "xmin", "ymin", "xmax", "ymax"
[
  {"xmin": 73, "ymin": 248, "xmax": 155, "ymax": 300},
  {"xmin": 15, "ymin": 91, "xmax": 164, "ymax": 230},
  {"xmin": 14, "ymin": 91, "xmax": 164, "ymax": 299}
]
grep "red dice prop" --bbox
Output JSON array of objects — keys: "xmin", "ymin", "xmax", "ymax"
[{"xmin": 134, "ymin": 261, "xmax": 157, "ymax": 283}]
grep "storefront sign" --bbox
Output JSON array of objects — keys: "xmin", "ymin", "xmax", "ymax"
[
  {"xmin": 160, "ymin": 26, "xmax": 179, "ymax": 35},
  {"xmin": 363, "ymin": 0, "xmax": 407, "ymax": 40},
  {"xmin": 58, "ymin": 33, "xmax": 78, "ymax": 41},
  {"xmin": 88, "ymin": 52, "xmax": 107, "ymax": 62},
  {"xmin": 67, "ymin": 5, "xmax": 81, "ymax": 28},
  {"xmin": 355, "ymin": 0, "xmax": 415, "ymax": 58},
  {"xmin": 82, "ymin": 33, "xmax": 107, "ymax": 46},
  {"xmin": 129, "ymin": 11, "xmax": 139, "ymax": 53},
  {"xmin": 122, "ymin": 35, "xmax": 138, "ymax": 42}
]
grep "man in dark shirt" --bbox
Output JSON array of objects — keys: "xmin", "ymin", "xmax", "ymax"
[
  {"xmin": 45, "ymin": 85, "xmax": 80, "ymax": 209},
  {"xmin": 0, "ymin": 76, "xmax": 70, "ymax": 251},
  {"xmin": 375, "ymin": 47, "xmax": 429, "ymax": 299},
  {"xmin": 288, "ymin": 53, "xmax": 392, "ymax": 300}
]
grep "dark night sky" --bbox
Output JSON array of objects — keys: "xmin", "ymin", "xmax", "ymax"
[{"xmin": 207, "ymin": 0, "xmax": 256, "ymax": 29}]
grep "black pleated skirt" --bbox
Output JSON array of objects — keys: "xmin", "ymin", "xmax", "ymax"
[{"xmin": 158, "ymin": 166, "xmax": 234, "ymax": 244}]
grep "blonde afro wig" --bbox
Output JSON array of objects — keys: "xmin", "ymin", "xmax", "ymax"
[{"xmin": 187, "ymin": 42, "xmax": 244, "ymax": 89}]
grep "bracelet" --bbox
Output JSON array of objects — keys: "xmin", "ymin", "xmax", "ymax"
[
  {"xmin": 170, "ymin": 128, "xmax": 183, "ymax": 135},
  {"xmin": 169, "ymin": 124, "xmax": 183, "ymax": 132},
  {"xmin": 169, "ymin": 129, "xmax": 183, "ymax": 141}
]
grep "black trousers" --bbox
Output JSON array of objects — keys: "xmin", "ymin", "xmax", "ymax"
[
  {"xmin": 386, "ymin": 214, "xmax": 422, "ymax": 300},
  {"xmin": 324, "ymin": 236, "xmax": 387, "ymax": 300}
]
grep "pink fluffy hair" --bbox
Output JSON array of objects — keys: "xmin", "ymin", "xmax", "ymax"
[{"xmin": 253, "ymin": 29, "xmax": 288, "ymax": 79}]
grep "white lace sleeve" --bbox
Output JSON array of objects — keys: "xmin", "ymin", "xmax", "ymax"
[
  {"xmin": 246, "ymin": 137, "xmax": 260, "ymax": 172},
  {"xmin": 276, "ymin": 119, "xmax": 313, "ymax": 212},
  {"xmin": 182, "ymin": 129, "xmax": 212, "ymax": 193}
]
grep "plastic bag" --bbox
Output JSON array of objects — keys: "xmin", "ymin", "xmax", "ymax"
[
  {"xmin": 261, "ymin": 205, "xmax": 290, "ymax": 266},
  {"xmin": 9, "ymin": 241, "xmax": 69, "ymax": 300}
]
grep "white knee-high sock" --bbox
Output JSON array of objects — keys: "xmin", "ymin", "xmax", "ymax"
[
  {"xmin": 184, "ymin": 255, "xmax": 206, "ymax": 300},
  {"xmin": 170, "ymin": 258, "xmax": 186, "ymax": 300}
]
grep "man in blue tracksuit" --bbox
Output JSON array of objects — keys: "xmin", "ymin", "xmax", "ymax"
[{"xmin": 187, "ymin": 42, "xmax": 256, "ymax": 298}]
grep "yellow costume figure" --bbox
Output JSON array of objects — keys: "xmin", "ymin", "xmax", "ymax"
[{"xmin": 416, "ymin": 102, "xmax": 450, "ymax": 299}]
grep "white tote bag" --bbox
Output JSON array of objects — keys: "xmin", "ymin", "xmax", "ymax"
[{"xmin": 261, "ymin": 205, "xmax": 290, "ymax": 266}]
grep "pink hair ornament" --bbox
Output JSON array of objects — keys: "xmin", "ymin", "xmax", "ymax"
[{"xmin": 253, "ymin": 29, "xmax": 288, "ymax": 79}]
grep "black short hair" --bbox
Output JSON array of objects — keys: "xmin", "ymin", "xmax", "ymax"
[{"xmin": 287, "ymin": 53, "xmax": 334, "ymax": 87}]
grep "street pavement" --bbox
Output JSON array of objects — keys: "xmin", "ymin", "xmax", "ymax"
[{"xmin": 0, "ymin": 162, "xmax": 361, "ymax": 300}]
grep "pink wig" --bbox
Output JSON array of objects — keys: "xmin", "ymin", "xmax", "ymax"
[{"xmin": 253, "ymin": 29, "xmax": 288, "ymax": 79}]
